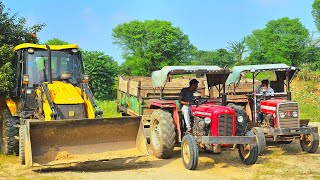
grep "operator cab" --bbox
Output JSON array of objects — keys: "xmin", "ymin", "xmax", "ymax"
[{"xmin": 13, "ymin": 43, "xmax": 86, "ymax": 111}]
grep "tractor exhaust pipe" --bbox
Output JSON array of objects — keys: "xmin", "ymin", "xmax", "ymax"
[
  {"xmin": 45, "ymin": 44, "xmax": 52, "ymax": 84},
  {"xmin": 222, "ymin": 66, "xmax": 227, "ymax": 106}
]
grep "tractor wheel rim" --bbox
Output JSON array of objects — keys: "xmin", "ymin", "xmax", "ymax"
[
  {"xmin": 182, "ymin": 141, "xmax": 191, "ymax": 164},
  {"xmin": 305, "ymin": 134, "xmax": 312, "ymax": 147},
  {"xmin": 152, "ymin": 119, "xmax": 161, "ymax": 149},
  {"xmin": 240, "ymin": 144, "xmax": 251, "ymax": 159}
]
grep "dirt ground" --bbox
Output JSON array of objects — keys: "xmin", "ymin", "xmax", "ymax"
[{"xmin": 1, "ymin": 124, "xmax": 320, "ymax": 180}]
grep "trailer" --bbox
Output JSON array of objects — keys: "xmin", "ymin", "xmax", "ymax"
[{"xmin": 117, "ymin": 75, "xmax": 207, "ymax": 136}]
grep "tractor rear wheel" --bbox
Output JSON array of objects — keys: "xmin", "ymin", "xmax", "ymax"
[
  {"xmin": 251, "ymin": 127, "xmax": 266, "ymax": 155},
  {"xmin": 300, "ymin": 132, "xmax": 319, "ymax": 153},
  {"xmin": 150, "ymin": 109, "xmax": 176, "ymax": 159},
  {"xmin": 238, "ymin": 131, "xmax": 259, "ymax": 165},
  {"xmin": 181, "ymin": 134, "xmax": 198, "ymax": 170},
  {"xmin": 0, "ymin": 108, "xmax": 19, "ymax": 155}
]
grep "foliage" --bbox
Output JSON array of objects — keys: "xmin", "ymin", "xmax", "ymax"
[
  {"xmin": 245, "ymin": 17, "xmax": 309, "ymax": 66},
  {"xmin": 96, "ymin": 100, "xmax": 121, "ymax": 118},
  {"xmin": 291, "ymin": 79, "xmax": 320, "ymax": 122},
  {"xmin": 0, "ymin": 2, "xmax": 45, "ymax": 96},
  {"xmin": 312, "ymin": 0, "xmax": 320, "ymax": 32},
  {"xmin": 113, "ymin": 20, "xmax": 195, "ymax": 76},
  {"xmin": 191, "ymin": 48, "xmax": 235, "ymax": 67},
  {"xmin": 82, "ymin": 51, "xmax": 119, "ymax": 100},
  {"xmin": 0, "ymin": 62, "xmax": 14, "ymax": 96},
  {"xmin": 44, "ymin": 38, "xmax": 69, "ymax": 45},
  {"xmin": 228, "ymin": 37, "xmax": 247, "ymax": 65}
]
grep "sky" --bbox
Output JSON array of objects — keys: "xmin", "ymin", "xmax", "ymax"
[{"xmin": 2, "ymin": 0, "xmax": 317, "ymax": 64}]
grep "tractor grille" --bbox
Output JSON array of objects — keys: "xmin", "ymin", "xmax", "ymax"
[
  {"xmin": 277, "ymin": 103, "xmax": 300, "ymax": 128},
  {"xmin": 56, "ymin": 104, "xmax": 86, "ymax": 120},
  {"xmin": 218, "ymin": 114, "xmax": 233, "ymax": 136}
]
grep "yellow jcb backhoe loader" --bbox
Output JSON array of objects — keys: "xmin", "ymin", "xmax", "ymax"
[{"xmin": 0, "ymin": 43, "xmax": 147, "ymax": 167}]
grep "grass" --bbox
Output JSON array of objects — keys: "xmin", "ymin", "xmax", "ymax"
[
  {"xmin": 96, "ymin": 100, "xmax": 122, "ymax": 118},
  {"xmin": 291, "ymin": 79, "xmax": 320, "ymax": 122}
]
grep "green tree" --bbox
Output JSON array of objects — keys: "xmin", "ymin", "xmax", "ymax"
[
  {"xmin": 0, "ymin": 2, "xmax": 45, "ymax": 96},
  {"xmin": 245, "ymin": 17, "xmax": 309, "ymax": 66},
  {"xmin": 113, "ymin": 20, "xmax": 195, "ymax": 76},
  {"xmin": 82, "ymin": 51, "xmax": 119, "ymax": 100},
  {"xmin": 192, "ymin": 49, "xmax": 234, "ymax": 67},
  {"xmin": 45, "ymin": 38, "xmax": 69, "ymax": 45},
  {"xmin": 312, "ymin": 0, "xmax": 320, "ymax": 32},
  {"xmin": 228, "ymin": 38, "xmax": 246, "ymax": 65}
]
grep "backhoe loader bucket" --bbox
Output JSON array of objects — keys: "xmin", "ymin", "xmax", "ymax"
[{"xmin": 23, "ymin": 116, "xmax": 148, "ymax": 167}]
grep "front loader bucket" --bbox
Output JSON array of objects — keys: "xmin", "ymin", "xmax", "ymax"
[{"xmin": 24, "ymin": 116, "xmax": 148, "ymax": 167}]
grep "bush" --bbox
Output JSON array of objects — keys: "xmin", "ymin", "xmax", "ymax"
[{"xmin": 82, "ymin": 51, "xmax": 119, "ymax": 100}]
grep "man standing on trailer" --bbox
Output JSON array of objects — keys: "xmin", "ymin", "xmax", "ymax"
[{"xmin": 179, "ymin": 79, "xmax": 199, "ymax": 133}]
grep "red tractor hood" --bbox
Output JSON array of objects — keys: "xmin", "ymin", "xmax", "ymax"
[
  {"xmin": 192, "ymin": 104, "xmax": 234, "ymax": 118},
  {"xmin": 260, "ymin": 99, "xmax": 289, "ymax": 113}
]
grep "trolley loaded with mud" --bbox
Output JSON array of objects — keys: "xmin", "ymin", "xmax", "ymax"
[
  {"xmin": 225, "ymin": 64, "xmax": 319, "ymax": 154},
  {"xmin": 0, "ymin": 43, "xmax": 147, "ymax": 167},
  {"xmin": 118, "ymin": 66, "xmax": 260, "ymax": 170}
]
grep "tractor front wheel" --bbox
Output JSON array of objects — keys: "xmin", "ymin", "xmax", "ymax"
[
  {"xmin": 150, "ymin": 109, "xmax": 176, "ymax": 159},
  {"xmin": 300, "ymin": 132, "xmax": 319, "ymax": 153},
  {"xmin": 251, "ymin": 127, "xmax": 266, "ymax": 155},
  {"xmin": 181, "ymin": 134, "xmax": 198, "ymax": 170},
  {"xmin": 238, "ymin": 131, "xmax": 259, "ymax": 165}
]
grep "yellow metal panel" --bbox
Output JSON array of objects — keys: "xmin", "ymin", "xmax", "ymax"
[
  {"xmin": 14, "ymin": 43, "xmax": 79, "ymax": 51},
  {"xmin": 43, "ymin": 100, "xmax": 52, "ymax": 121},
  {"xmin": 83, "ymin": 92, "xmax": 95, "ymax": 119},
  {"xmin": 5, "ymin": 98, "xmax": 17, "ymax": 116},
  {"xmin": 48, "ymin": 81, "xmax": 84, "ymax": 104}
]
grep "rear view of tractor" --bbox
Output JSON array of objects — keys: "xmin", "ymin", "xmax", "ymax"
[{"xmin": 0, "ymin": 43, "xmax": 147, "ymax": 167}]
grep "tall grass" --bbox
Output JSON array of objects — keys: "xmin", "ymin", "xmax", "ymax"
[
  {"xmin": 96, "ymin": 100, "xmax": 122, "ymax": 118},
  {"xmin": 291, "ymin": 79, "xmax": 320, "ymax": 122}
]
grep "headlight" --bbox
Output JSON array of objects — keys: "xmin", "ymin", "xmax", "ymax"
[
  {"xmin": 237, "ymin": 116, "xmax": 244, "ymax": 123},
  {"xmin": 279, "ymin": 111, "xmax": 285, "ymax": 118},
  {"xmin": 204, "ymin": 117, "xmax": 211, "ymax": 124},
  {"xmin": 292, "ymin": 111, "xmax": 298, "ymax": 117}
]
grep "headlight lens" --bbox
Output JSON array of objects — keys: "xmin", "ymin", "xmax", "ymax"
[
  {"xmin": 292, "ymin": 111, "xmax": 298, "ymax": 117},
  {"xmin": 279, "ymin": 111, "xmax": 285, "ymax": 118},
  {"xmin": 237, "ymin": 116, "xmax": 244, "ymax": 123},
  {"xmin": 204, "ymin": 117, "xmax": 211, "ymax": 124}
]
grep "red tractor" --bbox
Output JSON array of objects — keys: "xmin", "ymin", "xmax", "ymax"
[
  {"xmin": 225, "ymin": 64, "xmax": 319, "ymax": 154},
  {"xmin": 148, "ymin": 66, "xmax": 260, "ymax": 170}
]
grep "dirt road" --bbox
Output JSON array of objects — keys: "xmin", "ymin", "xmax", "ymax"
[{"xmin": 1, "ymin": 125, "xmax": 320, "ymax": 180}]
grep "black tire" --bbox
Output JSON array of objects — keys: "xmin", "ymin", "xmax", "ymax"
[
  {"xmin": 227, "ymin": 103, "xmax": 249, "ymax": 136},
  {"xmin": 181, "ymin": 134, "xmax": 198, "ymax": 170},
  {"xmin": 0, "ymin": 108, "xmax": 19, "ymax": 155},
  {"xmin": 150, "ymin": 109, "xmax": 176, "ymax": 159},
  {"xmin": 19, "ymin": 124, "xmax": 26, "ymax": 165},
  {"xmin": 300, "ymin": 132, "xmax": 319, "ymax": 153},
  {"xmin": 251, "ymin": 127, "xmax": 266, "ymax": 155},
  {"xmin": 238, "ymin": 131, "xmax": 259, "ymax": 165}
]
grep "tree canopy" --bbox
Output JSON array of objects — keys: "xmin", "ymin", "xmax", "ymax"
[
  {"xmin": 45, "ymin": 38, "xmax": 69, "ymax": 45},
  {"xmin": 245, "ymin": 17, "xmax": 309, "ymax": 66},
  {"xmin": 0, "ymin": 2, "xmax": 45, "ymax": 96},
  {"xmin": 312, "ymin": 0, "xmax": 320, "ymax": 32},
  {"xmin": 113, "ymin": 20, "xmax": 195, "ymax": 76},
  {"xmin": 192, "ymin": 49, "xmax": 234, "ymax": 67},
  {"xmin": 82, "ymin": 51, "xmax": 119, "ymax": 100}
]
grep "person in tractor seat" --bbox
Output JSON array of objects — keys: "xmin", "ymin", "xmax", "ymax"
[
  {"xmin": 256, "ymin": 79, "xmax": 274, "ymax": 96},
  {"xmin": 255, "ymin": 79, "xmax": 274, "ymax": 122},
  {"xmin": 179, "ymin": 79, "xmax": 199, "ymax": 133}
]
